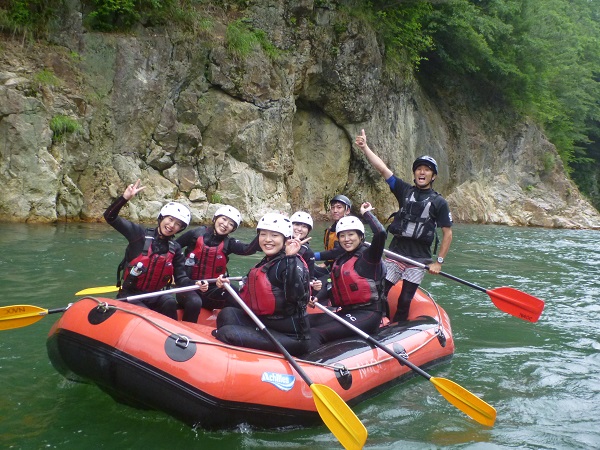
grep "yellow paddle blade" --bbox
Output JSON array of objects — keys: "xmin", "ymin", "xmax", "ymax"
[
  {"xmin": 431, "ymin": 377, "xmax": 496, "ymax": 427},
  {"xmin": 311, "ymin": 384, "xmax": 367, "ymax": 450},
  {"xmin": 0, "ymin": 305, "xmax": 48, "ymax": 331},
  {"xmin": 75, "ymin": 285, "xmax": 120, "ymax": 296}
]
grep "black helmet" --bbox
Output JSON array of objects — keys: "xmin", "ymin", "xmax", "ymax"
[
  {"xmin": 330, "ymin": 194, "xmax": 352, "ymax": 210},
  {"xmin": 412, "ymin": 155, "xmax": 438, "ymax": 174}
]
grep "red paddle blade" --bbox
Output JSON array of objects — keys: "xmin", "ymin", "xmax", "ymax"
[{"xmin": 487, "ymin": 287, "xmax": 545, "ymax": 323}]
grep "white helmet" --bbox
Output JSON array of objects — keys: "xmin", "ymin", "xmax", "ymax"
[
  {"xmin": 213, "ymin": 205, "xmax": 242, "ymax": 229},
  {"xmin": 336, "ymin": 216, "xmax": 365, "ymax": 236},
  {"xmin": 158, "ymin": 202, "xmax": 191, "ymax": 229},
  {"xmin": 257, "ymin": 213, "xmax": 293, "ymax": 238},
  {"xmin": 290, "ymin": 211, "xmax": 313, "ymax": 230}
]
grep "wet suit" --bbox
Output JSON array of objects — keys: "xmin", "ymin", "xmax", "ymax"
[
  {"xmin": 298, "ymin": 243, "xmax": 316, "ymax": 280},
  {"xmin": 214, "ymin": 251, "xmax": 311, "ymax": 356},
  {"xmin": 176, "ymin": 226, "xmax": 260, "ymax": 310},
  {"xmin": 104, "ymin": 196, "xmax": 198, "ymax": 321},
  {"xmin": 308, "ymin": 211, "xmax": 387, "ymax": 351}
]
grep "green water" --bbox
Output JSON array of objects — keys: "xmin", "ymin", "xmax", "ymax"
[{"xmin": 0, "ymin": 223, "xmax": 598, "ymax": 449}]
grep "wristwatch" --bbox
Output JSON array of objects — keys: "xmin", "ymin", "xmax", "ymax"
[{"xmin": 436, "ymin": 256, "xmax": 444, "ymax": 264}]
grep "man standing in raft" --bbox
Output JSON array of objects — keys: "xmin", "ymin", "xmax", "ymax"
[
  {"xmin": 104, "ymin": 180, "xmax": 206, "ymax": 321},
  {"xmin": 355, "ymin": 129, "xmax": 453, "ymax": 323}
]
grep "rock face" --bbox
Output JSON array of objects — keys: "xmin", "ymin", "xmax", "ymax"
[{"xmin": 0, "ymin": 1, "xmax": 598, "ymax": 229}]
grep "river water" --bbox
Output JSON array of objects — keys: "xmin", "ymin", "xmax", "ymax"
[{"xmin": 0, "ymin": 223, "xmax": 599, "ymax": 449}]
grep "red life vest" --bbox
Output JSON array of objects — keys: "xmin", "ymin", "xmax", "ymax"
[
  {"xmin": 122, "ymin": 230, "xmax": 176, "ymax": 292},
  {"xmin": 331, "ymin": 251, "xmax": 380, "ymax": 307},
  {"xmin": 240, "ymin": 256, "xmax": 286, "ymax": 316},
  {"xmin": 187, "ymin": 235, "xmax": 228, "ymax": 280}
]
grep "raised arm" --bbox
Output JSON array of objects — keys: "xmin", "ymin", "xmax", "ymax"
[
  {"xmin": 228, "ymin": 234, "xmax": 261, "ymax": 256},
  {"xmin": 103, "ymin": 180, "xmax": 146, "ymax": 240},
  {"xmin": 355, "ymin": 129, "xmax": 393, "ymax": 180},
  {"xmin": 360, "ymin": 202, "xmax": 386, "ymax": 264}
]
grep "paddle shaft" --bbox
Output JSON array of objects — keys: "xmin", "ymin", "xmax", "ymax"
[
  {"xmin": 76, "ymin": 276, "xmax": 244, "ymax": 296},
  {"xmin": 120, "ymin": 277, "xmax": 243, "ymax": 302},
  {"xmin": 222, "ymin": 283, "xmax": 314, "ymax": 383},
  {"xmin": 312, "ymin": 302, "xmax": 497, "ymax": 426},
  {"xmin": 223, "ymin": 283, "xmax": 368, "ymax": 449},
  {"xmin": 381, "ymin": 248, "xmax": 489, "ymax": 293},
  {"xmin": 313, "ymin": 303, "xmax": 431, "ymax": 379}
]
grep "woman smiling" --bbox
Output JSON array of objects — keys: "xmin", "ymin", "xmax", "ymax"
[
  {"xmin": 213, "ymin": 213, "xmax": 311, "ymax": 356},
  {"xmin": 308, "ymin": 202, "xmax": 387, "ymax": 350}
]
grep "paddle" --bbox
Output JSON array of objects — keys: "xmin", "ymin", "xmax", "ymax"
[
  {"xmin": 371, "ymin": 244, "xmax": 545, "ymax": 323},
  {"xmin": 1, "ymin": 279, "xmax": 245, "ymax": 331},
  {"xmin": 312, "ymin": 302, "xmax": 496, "ymax": 427},
  {"xmin": 0, "ymin": 305, "xmax": 70, "ymax": 331},
  {"xmin": 222, "ymin": 283, "xmax": 368, "ymax": 450},
  {"xmin": 75, "ymin": 276, "xmax": 243, "ymax": 296},
  {"xmin": 75, "ymin": 285, "xmax": 119, "ymax": 295}
]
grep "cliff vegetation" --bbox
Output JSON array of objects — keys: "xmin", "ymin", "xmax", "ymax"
[{"xmin": 1, "ymin": 0, "xmax": 599, "ymax": 228}]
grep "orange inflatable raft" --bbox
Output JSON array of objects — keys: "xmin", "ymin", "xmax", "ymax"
[{"xmin": 46, "ymin": 282, "xmax": 454, "ymax": 429}]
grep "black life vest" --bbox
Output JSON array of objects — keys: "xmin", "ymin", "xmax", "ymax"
[
  {"xmin": 331, "ymin": 247, "xmax": 381, "ymax": 307},
  {"xmin": 240, "ymin": 255, "xmax": 286, "ymax": 316},
  {"xmin": 121, "ymin": 228, "xmax": 176, "ymax": 292},
  {"xmin": 187, "ymin": 234, "xmax": 228, "ymax": 280},
  {"xmin": 388, "ymin": 187, "xmax": 439, "ymax": 246}
]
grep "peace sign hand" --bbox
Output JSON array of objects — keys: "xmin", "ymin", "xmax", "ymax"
[{"xmin": 123, "ymin": 179, "xmax": 145, "ymax": 200}]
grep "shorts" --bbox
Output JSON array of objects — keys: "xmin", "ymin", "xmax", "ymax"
[{"xmin": 384, "ymin": 259, "xmax": 426, "ymax": 285}]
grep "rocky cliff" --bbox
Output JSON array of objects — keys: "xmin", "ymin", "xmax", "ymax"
[{"xmin": 1, "ymin": 1, "xmax": 599, "ymax": 229}]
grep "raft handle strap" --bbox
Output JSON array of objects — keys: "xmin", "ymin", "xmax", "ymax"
[{"xmin": 175, "ymin": 335, "xmax": 190, "ymax": 349}]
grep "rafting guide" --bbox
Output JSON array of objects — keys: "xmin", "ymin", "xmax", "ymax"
[{"xmin": 355, "ymin": 129, "xmax": 453, "ymax": 323}]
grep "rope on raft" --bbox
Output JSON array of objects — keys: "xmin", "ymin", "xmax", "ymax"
[{"xmin": 83, "ymin": 295, "xmax": 444, "ymax": 374}]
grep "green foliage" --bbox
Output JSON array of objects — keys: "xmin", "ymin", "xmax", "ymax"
[
  {"xmin": 226, "ymin": 18, "xmax": 279, "ymax": 59},
  {"xmin": 50, "ymin": 115, "xmax": 82, "ymax": 142},
  {"xmin": 542, "ymin": 152, "xmax": 555, "ymax": 174},
  {"xmin": 395, "ymin": 0, "xmax": 600, "ymax": 205},
  {"xmin": 253, "ymin": 28, "xmax": 280, "ymax": 59},
  {"xmin": 360, "ymin": 0, "xmax": 600, "ymax": 208},
  {"xmin": 370, "ymin": 0, "xmax": 435, "ymax": 68},
  {"xmin": 84, "ymin": 0, "xmax": 139, "ymax": 31},
  {"xmin": 33, "ymin": 69, "xmax": 60, "ymax": 87},
  {"xmin": 0, "ymin": 0, "xmax": 65, "ymax": 38},
  {"xmin": 226, "ymin": 19, "xmax": 257, "ymax": 57},
  {"xmin": 210, "ymin": 192, "xmax": 222, "ymax": 204}
]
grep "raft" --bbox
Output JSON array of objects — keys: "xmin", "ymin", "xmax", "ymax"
[{"xmin": 46, "ymin": 282, "xmax": 454, "ymax": 429}]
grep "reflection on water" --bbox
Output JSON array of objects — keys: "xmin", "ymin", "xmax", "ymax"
[{"xmin": 0, "ymin": 222, "xmax": 599, "ymax": 449}]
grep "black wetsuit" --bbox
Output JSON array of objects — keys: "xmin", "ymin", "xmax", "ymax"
[
  {"xmin": 176, "ymin": 226, "xmax": 260, "ymax": 310},
  {"xmin": 298, "ymin": 243, "xmax": 316, "ymax": 280},
  {"xmin": 309, "ymin": 211, "xmax": 387, "ymax": 350},
  {"xmin": 214, "ymin": 251, "xmax": 311, "ymax": 356},
  {"xmin": 104, "ymin": 196, "xmax": 197, "ymax": 321}
]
